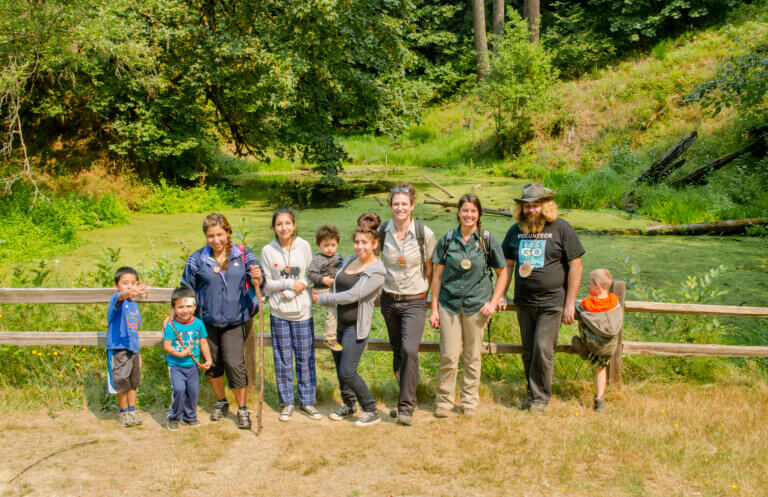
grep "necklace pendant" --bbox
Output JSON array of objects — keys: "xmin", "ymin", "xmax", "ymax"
[
  {"xmin": 213, "ymin": 266, "xmax": 220, "ymax": 274},
  {"xmin": 460, "ymin": 258, "xmax": 472, "ymax": 270},
  {"xmin": 283, "ymin": 266, "xmax": 293, "ymax": 275},
  {"xmin": 519, "ymin": 262, "xmax": 532, "ymax": 278}
]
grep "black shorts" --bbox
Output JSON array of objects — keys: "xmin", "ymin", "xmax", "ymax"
[{"xmin": 107, "ymin": 349, "xmax": 141, "ymax": 393}]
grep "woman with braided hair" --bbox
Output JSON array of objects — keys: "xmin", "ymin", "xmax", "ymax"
[{"xmin": 429, "ymin": 194, "xmax": 508, "ymax": 418}]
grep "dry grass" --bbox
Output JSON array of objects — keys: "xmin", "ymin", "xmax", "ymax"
[{"xmin": 1, "ymin": 381, "xmax": 766, "ymax": 497}]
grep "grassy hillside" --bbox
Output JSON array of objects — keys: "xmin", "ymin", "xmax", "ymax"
[{"xmin": 341, "ymin": 4, "xmax": 768, "ymax": 223}]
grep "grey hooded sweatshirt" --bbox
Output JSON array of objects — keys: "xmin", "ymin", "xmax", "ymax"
[{"xmin": 316, "ymin": 255, "xmax": 385, "ymax": 340}]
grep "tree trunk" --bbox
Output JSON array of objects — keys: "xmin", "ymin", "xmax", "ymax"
[
  {"xmin": 473, "ymin": 0, "xmax": 490, "ymax": 79},
  {"xmin": 493, "ymin": 0, "xmax": 505, "ymax": 38},
  {"xmin": 523, "ymin": 0, "xmax": 540, "ymax": 43},
  {"xmin": 669, "ymin": 137, "xmax": 764, "ymax": 187},
  {"xmin": 634, "ymin": 131, "xmax": 698, "ymax": 185}
]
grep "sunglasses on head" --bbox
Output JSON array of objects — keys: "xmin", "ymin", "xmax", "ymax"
[{"xmin": 390, "ymin": 187, "xmax": 410, "ymax": 194}]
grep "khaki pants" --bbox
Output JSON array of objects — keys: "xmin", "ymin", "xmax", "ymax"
[
  {"xmin": 314, "ymin": 287, "xmax": 338, "ymax": 341},
  {"xmin": 436, "ymin": 304, "xmax": 490, "ymax": 410}
]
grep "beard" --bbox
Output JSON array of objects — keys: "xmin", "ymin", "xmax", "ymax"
[{"xmin": 519, "ymin": 213, "xmax": 546, "ymax": 234}]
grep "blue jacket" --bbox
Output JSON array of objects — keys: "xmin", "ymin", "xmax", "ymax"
[{"xmin": 182, "ymin": 244, "xmax": 263, "ymax": 328}]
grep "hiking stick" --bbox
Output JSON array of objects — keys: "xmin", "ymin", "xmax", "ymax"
[
  {"xmin": 170, "ymin": 320, "xmax": 204, "ymax": 368},
  {"xmin": 255, "ymin": 284, "xmax": 265, "ymax": 436}
]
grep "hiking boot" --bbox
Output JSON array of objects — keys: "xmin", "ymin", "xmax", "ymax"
[
  {"xmin": 167, "ymin": 419, "xmax": 179, "ymax": 431},
  {"xmin": 181, "ymin": 418, "xmax": 201, "ymax": 427},
  {"xmin": 118, "ymin": 411, "xmax": 134, "ymax": 427},
  {"xmin": 396, "ymin": 412, "xmax": 413, "ymax": 426},
  {"xmin": 388, "ymin": 409, "xmax": 398, "ymax": 419},
  {"xmin": 594, "ymin": 396, "xmax": 605, "ymax": 412},
  {"xmin": 520, "ymin": 398, "xmax": 533, "ymax": 411},
  {"xmin": 354, "ymin": 411, "xmax": 381, "ymax": 427},
  {"xmin": 530, "ymin": 402, "xmax": 548, "ymax": 414},
  {"xmin": 329, "ymin": 405, "xmax": 356, "ymax": 421},
  {"xmin": 301, "ymin": 405, "xmax": 322, "ymax": 420},
  {"xmin": 279, "ymin": 404, "xmax": 294, "ymax": 422},
  {"xmin": 210, "ymin": 399, "xmax": 229, "ymax": 421},
  {"xmin": 324, "ymin": 339, "xmax": 343, "ymax": 352},
  {"xmin": 434, "ymin": 407, "xmax": 452, "ymax": 418},
  {"xmin": 130, "ymin": 411, "xmax": 142, "ymax": 425},
  {"xmin": 461, "ymin": 407, "xmax": 477, "ymax": 417},
  {"xmin": 236, "ymin": 408, "xmax": 251, "ymax": 429},
  {"xmin": 571, "ymin": 335, "xmax": 590, "ymax": 360}
]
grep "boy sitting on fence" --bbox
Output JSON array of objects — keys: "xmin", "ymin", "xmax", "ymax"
[
  {"xmin": 571, "ymin": 268, "xmax": 623, "ymax": 412},
  {"xmin": 163, "ymin": 287, "xmax": 212, "ymax": 431},
  {"xmin": 107, "ymin": 267, "xmax": 148, "ymax": 427}
]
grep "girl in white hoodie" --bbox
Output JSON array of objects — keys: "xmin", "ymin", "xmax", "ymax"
[{"xmin": 260, "ymin": 208, "xmax": 320, "ymax": 422}]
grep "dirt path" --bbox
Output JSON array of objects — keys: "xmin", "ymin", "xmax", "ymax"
[{"xmin": 2, "ymin": 382, "xmax": 768, "ymax": 497}]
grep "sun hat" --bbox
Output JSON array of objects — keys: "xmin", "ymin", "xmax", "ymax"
[{"xmin": 515, "ymin": 183, "xmax": 554, "ymax": 203}]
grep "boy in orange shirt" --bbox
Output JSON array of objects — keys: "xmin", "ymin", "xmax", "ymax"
[{"xmin": 571, "ymin": 268, "xmax": 623, "ymax": 411}]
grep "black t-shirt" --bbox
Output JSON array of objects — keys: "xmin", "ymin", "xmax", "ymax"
[
  {"xmin": 335, "ymin": 270, "xmax": 362, "ymax": 324},
  {"xmin": 501, "ymin": 218, "xmax": 585, "ymax": 308}
]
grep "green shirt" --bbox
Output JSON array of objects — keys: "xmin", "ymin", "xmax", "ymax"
[{"xmin": 433, "ymin": 229, "xmax": 506, "ymax": 315}]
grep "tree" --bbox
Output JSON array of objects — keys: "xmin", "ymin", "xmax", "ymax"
[
  {"xmin": 472, "ymin": 0, "xmax": 490, "ymax": 79},
  {"xmin": 493, "ymin": 0, "xmax": 505, "ymax": 38},
  {"xmin": 477, "ymin": 12, "xmax": 557, "ymax": 157},
  {"xmin": 524, "ymin": 0, "xmax": 540, "ymax": 43}
]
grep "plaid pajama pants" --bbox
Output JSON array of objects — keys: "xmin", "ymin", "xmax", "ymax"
[{"xmin": 270, "ymin": 315, "xmax": 317, "ymax": 406}]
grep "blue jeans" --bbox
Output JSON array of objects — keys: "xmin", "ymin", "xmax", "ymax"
[
  {"xmin": 168, "ymin": 365, "xmax": 199, "ymax": 421},
  {"xmin": 333, "ymin": 322, "xmax": 376, "ymax": 412}
]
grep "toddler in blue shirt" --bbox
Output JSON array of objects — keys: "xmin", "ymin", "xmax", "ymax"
[{"xmin": 163, "ymin": 286, "xmax": 212, "ymax": 430}]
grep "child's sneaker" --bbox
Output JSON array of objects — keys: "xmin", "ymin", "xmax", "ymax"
[
  {"xmin": 210, "ymin": 399, "xmax": 229, "ymax": 421},
  {"xmin": 236, "ymin": 408, "xmax": 251, "ymax": 429},
  {"xmin": 324, "ymin": 339, "xmax": 343, "ymax": 352},
  {"xmin": 130, "ymin": 411, "xmax": 142, "ymax": 425},
  {"xmin": 354, "ymin": 411, "xmax": 381, "ymax": 427},
  {"xmin": 118, "ymin": 411, "xmax": 134, "ymax": 427},
  {"xmin": 181, "ymin": 418, "xmax": 201, "ymax": 427},
  {"xmin": 279, "ymin": 404, "xmax": 294, "ymax": 422},
  {"xmin": 329, "ymin": 405, "xmax": 356, "ymax": 421},
  {"xmin": 167, "ymin": 419, "xmax": 179, "ymax": 431},
  {"xmin": 300, "ymin": 405, "xmax": 322, "ymax": 420},
  {"xmin": 594, "ymin": 396, "xmax": 605, "ymax": 412}
]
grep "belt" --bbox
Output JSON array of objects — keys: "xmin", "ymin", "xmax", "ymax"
[{"xmin": 383, "ymin": 291, "xmax": 427, "ymax": 301}]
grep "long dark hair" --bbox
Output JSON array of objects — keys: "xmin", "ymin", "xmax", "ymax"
[
  {"xmin": 203, "ymin": 213, "xmax": 233, "ymax": 271},
  {"xmin": 457, "ymin": 193, "xmax": 483, "ymax": 234},
  {"xmin": 271, "ymin": 207, "xmax": 297, "ymax": 241}
]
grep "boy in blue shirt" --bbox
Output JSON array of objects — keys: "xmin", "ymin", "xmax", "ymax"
[
  {"xmin": 163, "ymin": 286, "xmax": 212, "ymax": 430},
  {"xmin": 107, "ymin": 267, "xmax": 148, "ymax": 427}
]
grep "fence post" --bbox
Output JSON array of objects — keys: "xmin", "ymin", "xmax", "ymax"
[{"xmin": 608, "ymin": 280, "xmax": 625, "ymax": 385}]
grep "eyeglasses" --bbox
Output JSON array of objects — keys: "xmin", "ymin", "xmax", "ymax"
[{"xmin": 390, "ymin": 187, "xmax": 410, "ymax": 194}]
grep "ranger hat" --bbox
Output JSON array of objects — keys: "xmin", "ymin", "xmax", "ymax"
[{"xmin": 515, "ymin": 183, "xmax": 554, "ymax": 203}]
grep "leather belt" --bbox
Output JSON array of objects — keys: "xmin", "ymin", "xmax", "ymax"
[{"xmin": 383, "ymin": 291, "xmax": 427, "ymax": 301}]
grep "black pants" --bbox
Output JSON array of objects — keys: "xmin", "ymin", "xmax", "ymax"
[
  {"xmin": 333, "ymin": 322, "xmax": 376, "ymax": 412},
  {"xmin": 381, "ymin": 295, "xmax": 426, "ymax": 415},
  {"xmin": 205, "ymin": 321, "xmax": 249, "ymax": 389},
  {"xmin": 516, "ymin": 305, "xmax": 563, "ymax": 404}
]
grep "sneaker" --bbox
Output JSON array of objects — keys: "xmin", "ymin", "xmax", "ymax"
[
  {"xmin": 396, "ymin": 412, "xmax": 413, "ymax": 426},
  {"xmin": 118, "ymin": 411, "xmax": 134, "ymax": 427},
  {"xmin": 300, "ymin": 405, "xmax": 322, "ymax": 420},
  {"xmin": 279, "ymin": 405, "xmax": 294, "ymax": 422},
  {"xmin": 388, "ymin": 409, "xmax": 398, "ymax": 419},
  {"xmin": 434, "ymin": 407, "xmax": 451, "ymax": 418},
  {"xmin": 181, "ymin": 419, "xmax": 201, "ymax": 427},
  {"xmin": 129, "ymin": 411, "xmax": 142, "ymax": 425},
  {"xmin": 530, "ymin": 402, "xmax": 548, "ymax": 413},
  {"xmin": 571, "ymin": 335, "xmax": 590, "ymax": 360},
  {"xmin": 520, "ymin": 398, "xmax": 533, "ymax": 410},
  {"xmin": 237, "ymin": 408, "xmax": 251, "ymax": 429},
  {"xmin": 167, "ymin": 419, "xmax": 179, "ymax": 431},
  {"xmin": 210, "ymin": 399, "xmax": 229, "ymax": 421},
  {"xmin": 354, "ymin": 411, "xmax": 381, "ymax": 427},
  {"xmin": 329, "ymin": 405, "xmax": 356, "ymax": 421},
  {"xmin": 594, "ymin": 396, "xmax": 605, "ymax": 412},
  {"xmin": 461, "ymin": 407, "xmax": 477, "ymax": 417},
  {"xmin": 324, "ymin": 339, "xmax": 343, "ymax": 352}
]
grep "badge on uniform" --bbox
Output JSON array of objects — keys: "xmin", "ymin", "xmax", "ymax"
[
  {"xmin": 519, "ymin": 262, "xmax": 532, "ymax": 278},
  {"xmin": 461, "ymin": 258, "xmax": 472, "ymax": 270},
  {"xmin": 397, "ymin": 256, "xmax": 407, "ymax": 267},
  {"xmin": 213, "ymin": 266, "xmax": 220, "ymax": 274}
]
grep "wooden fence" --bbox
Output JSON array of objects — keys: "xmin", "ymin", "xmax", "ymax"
[{"xmin": 1, "ymin": 284, "xmax": 767, "ymax": 385}]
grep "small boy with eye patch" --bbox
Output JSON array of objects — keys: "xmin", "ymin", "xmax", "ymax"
[
  {"xmin": 571, "ymin": 268, "xmax": 623, "ymax": 412},
  {"xmin": 307, "ymin": 224, "xmax": 344, "ymax": 352},
  {"xmin": 163, "ymin": 286, "xmax": 212, "ymax": 431}
]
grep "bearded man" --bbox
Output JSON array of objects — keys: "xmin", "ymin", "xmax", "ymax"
[{"xmin": 500, "ymin": 184, "xmax": 584, "ymax": 412}]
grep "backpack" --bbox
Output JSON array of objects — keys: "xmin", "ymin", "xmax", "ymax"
[
  {"xmin": 378, "ymin": 220, "xmax": 428, "ymax": 278},
  {"xmin": 238, "ymin": 244, "xmax": 259, "ymax": 317},
  {"xmin": 443, "ymin": 229, "xmax": 493, "ymax": 280}
]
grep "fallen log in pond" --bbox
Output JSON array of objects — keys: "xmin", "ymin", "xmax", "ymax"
[
  {"xmin": 602, "ymin": 217, "xmax": 768, "ymax": 235},
  {"xmin": 425, "ymin": 199, "xmax": 514, "ymax": 217},
  {"xmin": 422, "ymin": 174, "xmax": 455, "ymax": 198}
]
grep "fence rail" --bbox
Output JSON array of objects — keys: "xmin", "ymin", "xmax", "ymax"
[{"xmin": 1, "ymin": 286, "xmax": 767, "ymax": 385}]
